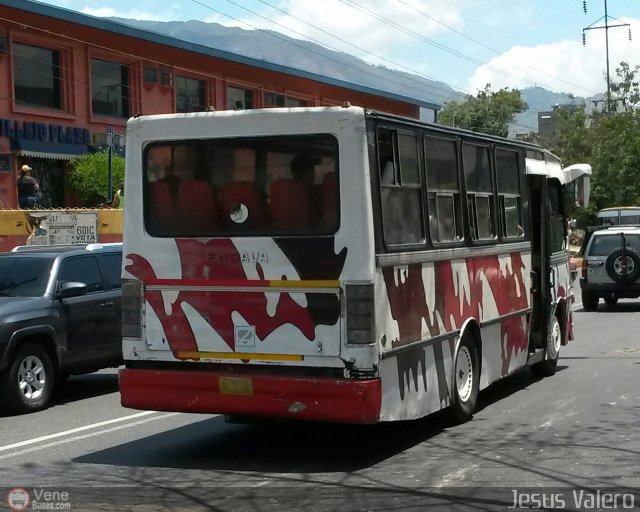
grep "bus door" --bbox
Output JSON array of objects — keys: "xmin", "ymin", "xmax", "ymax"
[{"xmin": 527, "ymin": 173, "xmax": 550, "ymax": 349}]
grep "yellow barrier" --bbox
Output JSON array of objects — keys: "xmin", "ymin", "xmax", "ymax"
[{"xmin": 0, "ymin": 208, "xmax": 123, "ymax": 252}]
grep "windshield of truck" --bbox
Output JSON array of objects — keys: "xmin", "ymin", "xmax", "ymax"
[
  {"xmin": 0, "ymin": 255, "xmax": 53, "ymax": 297},
  {"xmin": 143, "ymin": 134, "xmax": 339, "ymax": 237}
]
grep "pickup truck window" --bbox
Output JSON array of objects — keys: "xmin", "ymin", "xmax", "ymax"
[
  {"xmin": 0, "ymin": 256, "xmax": 53, "ymax": 297},
  {"xmin": 58, "ymin": 256, "xmax": 103, "ymax": 292},
  {"xmin": 101, "ymin": 253, "xmax": 122, "ymax": 290}
]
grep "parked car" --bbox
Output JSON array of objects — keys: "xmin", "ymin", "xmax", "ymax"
[
  {"xmin": 579, "ymin": 226, "xmax": 640, "ymax": 311},
  {"xmin": 0, "ymin": 243, "xmax": 123, "ymax": 413}
]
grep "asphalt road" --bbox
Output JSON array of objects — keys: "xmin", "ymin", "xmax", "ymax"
[{"xmin": 1, "ymin": 295, "xmax": 639, "ymax": 512}]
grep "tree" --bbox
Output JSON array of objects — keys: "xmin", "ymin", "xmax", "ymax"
[
  {"xmin": 438, "ymin": 84, "xmax": 527, "ymax": 137},
  {"xmin": 67, "ymin": 151, "xmax": 125, "ymax": 207},
  {"xmin": 588, "ymin": 110, "xmax": 640, "ymax": 208},
  {"xmin": 609, "ymin": 61, "xmax": 640, "ymax": 112}
]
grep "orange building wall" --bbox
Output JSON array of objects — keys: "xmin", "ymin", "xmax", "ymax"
[{"xmin": 0, "ymin": 4, "xmax": 422, "ymax": 213}]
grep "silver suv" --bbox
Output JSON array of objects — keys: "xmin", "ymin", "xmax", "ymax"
[{"xmin": 579, "ymin": 226, "xmax": 640, "ymax": 311}]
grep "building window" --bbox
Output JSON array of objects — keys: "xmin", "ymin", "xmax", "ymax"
[
  {"xmin": 227, "ymin": 86, "xmax": 253, "ymax": 110},
  {"xmin": 144, "ymin": 67, "xmax": 158, "ymax": 84},
  {"xmin": 175, "ymin": 76, "xmax": 206, "ymax": 113},
  {"xmin": 13, "ymin": 43, "xmax": 62, "ymax": 110},
  {"xmin": 264, "ymin": 92, "xmax": 311, "ymax": 108},
  {"xmin": 91, "ymin": 58, "xmax": 130, "ymax": 118}
]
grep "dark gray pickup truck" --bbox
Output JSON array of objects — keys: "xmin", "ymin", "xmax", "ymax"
[{"xmin": 0, "ymin": 243, "xmax": 123, "ymax": 413}]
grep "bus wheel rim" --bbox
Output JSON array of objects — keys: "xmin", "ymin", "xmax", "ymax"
[
  {"xmin": 548, "ymin": 318, "xmax": 561, "ymax": 359},
  {"xmin": 456, "ymin": 346, "xmax": 473, "ymax": 402}
]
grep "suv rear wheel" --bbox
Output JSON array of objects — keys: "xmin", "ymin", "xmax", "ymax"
[
  {"xmin": 2, "ymin": 343, "xmax": 55, "ymax": 413},
  {"xmin": 581, "ymin": 290, "xmax": 599, "ymax": 312},
  {"xmin": 603, "ymin": 295, "xmax": 618, "ymax": 306}
]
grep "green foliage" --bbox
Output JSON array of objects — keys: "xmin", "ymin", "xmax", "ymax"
[
  {"xmin": 521, "ymin": 61, "xmax": 640, "ymax": 217},
  {"xmin": 67, "ymin": 151, "xmax": 125, "ymax": 207},
  {"xmin": 439, "ymin": 84, "xmax": 527, "ymax": 137},
  {"xmin": 609, "ymin": 61, "xmax": 640, "ymax": 112},
  {"xmin": 589, "ymin": 110, "xmax": 640, "ymax": 209}
]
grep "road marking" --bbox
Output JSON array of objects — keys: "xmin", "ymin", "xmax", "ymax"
[
  {"xmin": 0, "ymin": 412, "xmax": 179, "ymax": 461},
  {"xmin": 0, "ymin": 411, "xmax": 157, "ymax": 453}
]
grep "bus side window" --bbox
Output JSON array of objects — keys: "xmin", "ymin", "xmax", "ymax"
[
  {"xmin": 425, "ymin": 135, "xmax": 463, "ymax": 243},
  {"xmin": 377, "ymin": 128, "xmax": 424, "ymax": 246},
  {"xmin": 463, "ymin": 143, "xmax": 494, "ymax": 241}
]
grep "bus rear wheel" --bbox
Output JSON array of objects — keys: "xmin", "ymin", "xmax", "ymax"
[{"xmin": 451, "ymin": 336, "xmax": 479, "ymax": 423}]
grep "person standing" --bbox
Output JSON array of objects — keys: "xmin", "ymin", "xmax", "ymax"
[{"xmin": 16, "ymin": 164, "xmax": 39, "ymax": 209}]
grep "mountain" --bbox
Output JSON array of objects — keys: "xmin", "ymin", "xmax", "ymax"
[
  {"xmin": 109, "ymin": 18, "xmax": 464, "ymax": 110},
  {"xmin": 513, "ymin": 87, "xmax": 587, "ymax": 136},
  {"xmin": 110, "ymin": 18, "xmax": 592, "ymax": 135}
]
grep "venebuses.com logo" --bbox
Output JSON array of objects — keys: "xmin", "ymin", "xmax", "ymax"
[
  {"xmin": 6, "ymin": 487, "xmax": 72, "ymax": 510},
  {"xmin": 7, "ymin": 488, "xmax": 30, "ymax": 511}
]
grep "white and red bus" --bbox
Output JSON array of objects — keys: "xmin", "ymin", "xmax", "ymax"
[{"xmin": 119, "ymin": 106, "xmax": 591, "ymax": 423}]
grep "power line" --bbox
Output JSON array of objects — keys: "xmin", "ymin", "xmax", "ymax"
[
  {"xmin": 399, "ymin": 0, "xmax": 599, "ymax": 96},
  {"xmin": 191, "ymin": 0, "xmax": 465, "ymax": 105},
  {"xmin": 336, "ymin": 0, "xmax": 589, "ymax": 95}
]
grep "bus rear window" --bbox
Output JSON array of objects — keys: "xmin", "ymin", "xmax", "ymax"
[{"xmin": 143, "ymin": 135, "xmax": 338, "ymax": 236}]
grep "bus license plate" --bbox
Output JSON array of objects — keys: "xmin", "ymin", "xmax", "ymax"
[{"xmin": 219, "ymin": 376, "xmax": 254, "ymax": 396}]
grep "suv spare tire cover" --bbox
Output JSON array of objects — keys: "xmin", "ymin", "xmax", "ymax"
[{"xmin": 605, "ymin": 246, "xmax": 640, "ymax": 283}]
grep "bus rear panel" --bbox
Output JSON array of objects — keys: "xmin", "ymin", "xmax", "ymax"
[{"xmin": 120, "ymin": 107, "xmax": 382, "ymax": 423}]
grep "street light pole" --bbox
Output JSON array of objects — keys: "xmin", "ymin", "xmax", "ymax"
[{"xmin": 107, "ymin": 126, "xmax": 114, "ymax": 204}]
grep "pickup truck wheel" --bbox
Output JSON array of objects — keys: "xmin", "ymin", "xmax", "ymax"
[{"xmin": 2, "ymin": 343, "xmax": 55, "ymax": 413}]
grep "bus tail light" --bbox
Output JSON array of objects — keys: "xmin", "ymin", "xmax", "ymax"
[
  {"xmin": 122, "ymin": 278, "xmax": 144, "ymax": 338},
  {"xmin": 346, "ymin": 284, "xmax": 375, "ymax": 344}
]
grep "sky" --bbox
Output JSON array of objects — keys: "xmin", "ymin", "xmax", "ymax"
[{"xmin": 34, "ymin": 0, "xmax": 640, "ymax": 99}]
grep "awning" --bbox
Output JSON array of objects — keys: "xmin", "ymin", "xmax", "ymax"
[{"xmin": 10, "ymin": 138, "xmax": 88, "ymax": 160}]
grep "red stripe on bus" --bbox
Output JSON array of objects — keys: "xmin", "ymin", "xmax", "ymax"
[{"xmin": 119, "ymin": 368, "xmax": 381, "ymax": 424}]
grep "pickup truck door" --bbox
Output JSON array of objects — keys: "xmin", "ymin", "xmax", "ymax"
[{"xmin": 57, "ymin": 255, "xmax": 115, "ymax": 366}]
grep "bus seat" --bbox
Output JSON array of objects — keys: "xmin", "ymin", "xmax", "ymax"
[
  {"xmin": 221, "ymin": 181, "xmax": 266, "ymax": 227},
  {"xmin": 322, "ymin": 172, "xmax": 337, "ymax": 228},
  {"xmin": 312, "ymin": 183, "xmax": 324, "ymax": 216},
  {"xmin": 177, "ymin": 180, "xmax": 219, "ymax": 232},
  {"xmin": 148, "ymin": 180, "xmax": 174, "ymax": 231},
  {"xmin": 270, "ymin": 178, "xmax": 310, "ymax": 230}
]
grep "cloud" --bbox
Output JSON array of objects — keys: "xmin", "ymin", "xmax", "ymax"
[{"xmin": 468, "ymin": 17, "xmax": 640, "ymax": 96}]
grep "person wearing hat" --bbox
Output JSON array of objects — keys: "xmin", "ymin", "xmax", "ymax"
[{"xmin": 16, "ymin": 164, "xmax": 40, "ymax": 209}]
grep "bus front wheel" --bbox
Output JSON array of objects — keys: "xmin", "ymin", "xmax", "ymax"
[
  {"xmin": 451, "ymin": 336, "xmax": 480, "ymax": 423},
  {"xmin": 530, "ymin": 315, "xmax": 561, "ymax": 378}
]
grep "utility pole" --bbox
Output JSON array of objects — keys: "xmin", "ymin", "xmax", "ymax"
[
  {"xmin": 582, "ymin": 0, "xmax": 631, "ymax": 113},
  {"xmin": 107, "ymin": 126, "xmax": 114, "ymax": 204}
]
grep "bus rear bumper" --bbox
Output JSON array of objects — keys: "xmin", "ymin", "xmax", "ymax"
[{"xmin": 119, "ymin": 368, "xmax": 382, "ymax": 424}]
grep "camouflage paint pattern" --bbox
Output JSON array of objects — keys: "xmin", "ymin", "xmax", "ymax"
[{"xmin": 376, "ymin": 251, "xmax": 532, "ymax": 421}]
